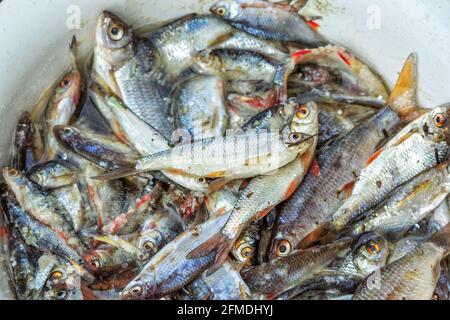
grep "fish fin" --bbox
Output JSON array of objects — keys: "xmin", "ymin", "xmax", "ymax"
[
  {"xmin": 187, "ymin": 232, "xmax": 233, "ymax": 276},
  {"xmin": 365, "ymin": 147, "xmax": 384, "ymax": 166},
  {"xmin": 430, "ymin": 223, "xmax": 450, "ymax": 256},
  {"xmin": 336, "ymin": 180, "xmax": 356, "ymax": 200},
  {"xmin": 310, "ymin": 157, "xmax": 320, "ymax": 177},
  {"xmin": 208, "ymin": 178, "xmax": 232, "ymax": 193},
  {"xmin": 387, "ymin": 53, "xmax": 421, "ymax": 121},
  {"xmin": 91, "ymin": 164, "xmax": 140, "ymax": 180},
  {"xmin": 392, "ymin": 131, "xmax": 414, "ymax": 147},
  {"xmin": 296, "ymin": 222, "xmax": 331, "ymax": 249}
]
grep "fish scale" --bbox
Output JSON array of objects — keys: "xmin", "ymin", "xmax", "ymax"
[{"xmin": 114, "ymin": 41, "xmax": 173, "ymax": 140}]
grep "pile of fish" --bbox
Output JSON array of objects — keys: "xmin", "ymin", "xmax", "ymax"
[{"xmin": 1, "ymin": 0, "xmax": 450, "ymax": 300}]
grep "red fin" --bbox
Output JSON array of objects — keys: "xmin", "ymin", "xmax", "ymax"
[
  {"xmin": 336, "ymin": 180, "xmax": 356, "ymax": 199},
  {"xmin": 365, "ymin": 147, "xmax": 384, "ymax": 166},
  {"xmin": 307, "ymin": 20, "xmax": 320, "ymax": 29},
  {"xmin": 187, "ymin": 232, "xmax": 233, "ymax": 276},
  {"xmin": 310, "ymin": 158, "xmax": 321, "ymax": 177},
  {"xmin": 338, "ymin": 51, "xmax": 351, "ymax": 66}
]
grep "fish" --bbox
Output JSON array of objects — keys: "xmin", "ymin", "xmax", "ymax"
[
  {"xmin": 2, "ymin": 169, "xmax": 83, "ymax": 249},
  {"xmin": 12, "ymin": 111, "xmax": 43, "ymax": 171},
  {"xmin": 120, "ymin": 212, "xmax": 231, "ymax": 300},
  {"xmin": 241, "ymin": 238, "xmax": 352, "ymax": 299},
  {"xmin": 266, "ymin": 53, "xmax": 420, "ymax": 257},
  {"xmin": 29, "ymin": 254, "xmax": 59, "ymax": 300},
  {"xmin": 40, "ymin": 263, "xmax": 84, "ymax": 300},
  {"xmin": 334, "ymin": 233, "xmax": 389, "ymax": 278},
  {"xmin": 28, "ymin": 160, "xmax": 79, "ymax": 189},
  {"xmin": 330, "ymin": 104, "xmax": 450, "ymax": 231},
  {"xmin": 210, "ymin": 0, "xmax": 327, "ymax": 47},
  {"xmin": 353, "ymin": 223, "xmax": 450, "ymax": 300},
  {"xmin": 187, "ymin": 102, "xmax": 318, "ymax": 273},
  {"xmin": 53, "ymin": 125, "xmax": 139, "ymax": 171},
  {"xmin": 276, "ymin": 271, "xmax": 360, "ymax": 300},
  {"xmin": 8, "ymin": 231, "xmax": 35, "ymax": 300},
  {"xmin": 52, "ymin": 184, "xmax": 88, "ymax": 233},
  {"xmin": 95, "ymin": 101, "xmax": 317, "ymax": 182},
  {"xmin": 170, "ymin": 75, "xmax": 229, "ymax": 140},
  {"xmin": 91, "ymin": 85, "xmax": 211, "ymax": 193},
  {"xmin": 92, "ymin": 11, "xmax": 173, "ymax": 139},
  {"xmin": 42, "ymin": 41, "xmax": 82, "ymax": 161},
  {"xmin": 428, "ymin": 200, "xmax": 450, "ymax": 235},
  {"xmin": 196, "ymin": 261, "xmax": 252, "ymax": 300},
  {"xmin": 351, "ymin": 161, "xmax": 450, "ymax": 240},
  {"xmin": 0, "ymin": 191, "xmax": 83, "ymax": 265},
  {"xmin": 83, "ymin": 245, "xmax": 138, "ymax": 275}
]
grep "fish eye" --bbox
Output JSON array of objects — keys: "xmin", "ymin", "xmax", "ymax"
[
  {"xmin": 240, "ymin": 246, "xmax": 254, "ymax": 259},
  {"xmin": 8, "ymin": 168, "xmax": 19, "ymax": 177},
  {"xmin": 276, "ymin": 239, "xmax": 292, "ymax": 257},
  {"xmin": 297, "ymin": 106, "xmax": 310, "ymax": 118},
  {"xmin": 198, "ymin": 177, "xmax": 206, "ymax": 183},
  {"xmin": 143, "ymin": 241, "xmax": 154, "ymax": 252},
  {"xmin": 108, "ymin": 23, "xmax": 125, "ymax": 41},
  {"xmin": 59, "ymin": 77, "xmax": 71, "ymax": 88},
  {"xmin": 130, "ymin": 285, "xmax": 143, "ymax": 296},
  {"xmin": 215, "ymin": 6, "xmax": 227, "ymax": 16},
  {"xmin": 56, "ymin": 290, "xmax": 68, "ymax": 300},
  {"xmin": 365, "ymin": 240, "xmax": 381, "ymax": 256},
  {"xmin": 289, "ymin": 132, "xmax": 302, "ymax": 143},
  {"xmin": 433, "ymin": 113, "xmax": 447, "ymax": 128}
]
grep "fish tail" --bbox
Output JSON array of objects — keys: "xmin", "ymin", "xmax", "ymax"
[
  {"xmin": 430, "ymin": 223, "xmax": 450, "ymax": 256},
  {"xmin": 297, "ymin": 221, "xmax": 332, "ymax": 249},
  {"xmin": 187, "ymin": 232, "xmax": 233, "ymax": 275}
]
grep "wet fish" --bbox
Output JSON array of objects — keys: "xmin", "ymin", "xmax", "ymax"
[
  {"xmin": 353, "ymin": 223, "xmax": 450, "ymax": 300},
  {"xmin": 330, "ymin": 104, "xmax": 450, "ymax": 231},
  {"xmin": 54, "ymin": 125, "xmax": 139, "ymax": 171},
  {"xmin": 232, "ymin": 221, "xmax": 260, "ymax": 266},
  {"xmin": 334, "ymin": 233, "xmax": 389, "ymax": 278},
  {"xmin": 351, "ymin": 162, "xmax": 450, "ymax": 240},
  {"xmin": 96, "ymin": 101, "xmax": 317, "ymax": 182},
  {"xmin": 28, "ymin": 160, "xmax": 79, "ymax": 189},
  {"xmin": 171, "ymin": 75, "xmax": 229, "ymax": 140},
  {"xmin": 120, "ymin": 212, "xmax": 231, "ymax": 299},
  {"xmin": 93, "ymin": 11, "xmax": 173, "ymax": 139},
  {"xmin": 2, "ymin": 169, "xmax": 82, "ymax": 249},
  {"xmin": 241, "ymin": 238, "xmax": 352, "ymax": 299},
  {"xmin": 13, "ymin": 111, "xmax": 43, "ymax": 171},
  {"xmin": 52, "ymin": 184, "xmax": 88, "ymax": 233},
  {"xmin": 0, "ymin": 209, "xmax": 15, "ymax": 300},
  {"xmin": 210, "ymin": 0, "xmax": 326, "ymax": 46},
  {"xmin": 83, "ymin": 245, "xmax": 138, "ymax": 275},
  {"xmin": 41, "ymin": 263, "xmax": 83, "ymax": 300}
]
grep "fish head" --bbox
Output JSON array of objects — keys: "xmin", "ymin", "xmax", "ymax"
[
  {"xmin": 210, "ymin": 0, "xmax": 241, "ymax": 20},
  {"xmin": 83, "ymin": 249, "xmax": 112, "ymax": 274},
  {"xmin": 420, "ymin": 104, "xmax": 450, "ymax": 143},
  {"xmin": 282, "ymin": 101, "xmax": 319, "ymax": 151},
  {"xmin": 352, "ymin": 232, "xmax": 389, "ymax": 276},
  {"xmin": 52, "ymin": 70, "xmax": 82, "ymax": 109},
  {"xmin": 15, "ymin": 112, "xmax": 35, "ymax": 148},
  {"xmin": 95, "ymin": 11, "xmax": 134, "ymax": 66},
  {"xmin": 53, "ymin": 125, "xmax": 81, "ymax": 149},
  {"xmin": 192, "ymin": 50, "xmax": 221, "ymax": 75},
  {"xmin": 137, "ymin": 233, "xmax": 159, "ymax": 257},
  {"xmin": 120, "ymin": 276, "xmax": 155, "ymax": 300}
]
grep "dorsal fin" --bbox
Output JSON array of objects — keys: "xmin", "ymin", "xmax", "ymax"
[{"xmin": 388, "ymin": 53, "xmax": 420, "ymax": 121}]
